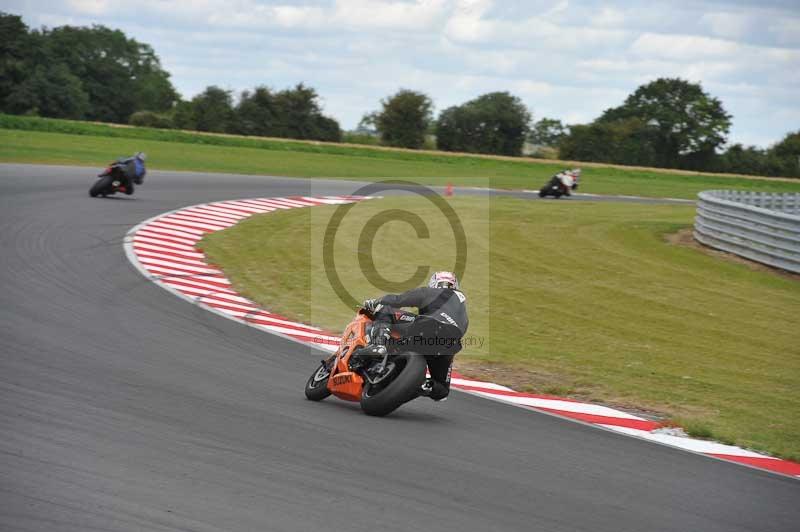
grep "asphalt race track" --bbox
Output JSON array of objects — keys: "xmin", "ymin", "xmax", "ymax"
[{"xmin": 1, "ymin": 163, "xmax": 797, "ymax": 532}]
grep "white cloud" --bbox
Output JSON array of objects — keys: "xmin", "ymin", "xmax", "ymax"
[
  {"xmin": 443, "ymin": 0, "xmax": 495, "ymax": 42},
  {"xmin": 272, "ymin": 5, "xmax": 326, "ymax": 27},
  {"xmin": 701, "ymin": 11, "xmax": 752, "ymax": 40},
  {"xmin": 593, "ymin": 6, "xmax": 626, "ymax": 27},
  {"xmin": 631, "ymin": 33, "xmax": 740, "ymax": 60},
  {"xmin": 66, "ymin": 0, "xmax": 110, "ymax": 16},
  {"xmin": 3, "ymin": 0, "xmax": 799, "ymax": 146},
  {"xmin": 542, "ymin": 0, "xmax": 569, "ymax": 18},
  {"xmin": 334, "ymin": 0, "xmax": 449, "ymax": 30},
  {"xmin": 768, "ymin": 17, "xmax": 800, "ymax": 46}
]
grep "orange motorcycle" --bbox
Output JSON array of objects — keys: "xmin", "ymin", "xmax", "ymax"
[{"xmin": 304, "ymin": 308, "xmax": 427, "ymax": 416}]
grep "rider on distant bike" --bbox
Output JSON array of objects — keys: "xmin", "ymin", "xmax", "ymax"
[
  {"xmin": 362, "ymin": 271, "xmax": 468, "ymax": 402},
  {"xmin": 118, "ymin": 152, "xmax": 147, "ymax": 195},
  {"xmin": 549, "ymin": 168, "xmax": 580, "ymax": 196}
]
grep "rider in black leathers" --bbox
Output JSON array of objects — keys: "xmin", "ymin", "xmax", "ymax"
[{"xmin": 363, "ymin": 271, "xmax": 468, "ymax": 401}]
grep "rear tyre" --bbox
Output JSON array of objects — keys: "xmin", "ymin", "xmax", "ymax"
[
  {"xmin": 304, "ymin": 361, "xmax": 332, "ymax": 401},
  {"xmin": 360, "ymin": 352, "xmax": 427, "ymax": 417},
  {"xmin": 89, "ymin": 176, "xmax": 113, "ymax": 198},
  {"xmin": 538, "ymin": 189, "xmax": 546, "ymax": 198}
]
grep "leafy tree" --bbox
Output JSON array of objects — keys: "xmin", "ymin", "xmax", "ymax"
[
  {"xmin": 768, "ymin": 130, "xmax": 800, "ymax": 177},
  {"xmin": 436, "ymin": 92, "xmax": 531, "ymax": 156},
  {"xmin": 715, "ymin": 144, "xmax": 762, "ymax": 174},
  {"xmin": 357, "ymin": 112, "xmax": 379, "ymax": 134},
  {"xmin": 1, "ymin": 16, "xmax": 178, "ymax": 121},
  {"xmin": 5, "ymin": 63, "xmax": 89, "ymax": 118},
  {"xmin": 436, "ymin": 105, "xmax": 479, "ymax": 153},
  {"xmin": 235, "ymin": 86, "xmax": 277, "ymax": 137},
  {"xmin": 598, "ymin": 78, "xmax": 731, "ymax": 168},
  {"xmin": 704, "ymin": 131, "xmax": 800, "ymax": 178},
  {"xmin": 770, "ymin": 130, "xmax": 800, "ymax": 160},
  {"xmin": 270, "ymin": 83, "xmax": 341, "ymax": 141},
  {"xmin": 713, "ymin": 142, "xmax": 800, "ymax": 178},
  {"xmin": 559, "ymin": 118, "xmax": 659, "ymax": 166},
  {"xmin": 370, "ymin": 89, "xmax": 433, "ymax": 149},
  {"xmin": 44, "ymin": 25, "xmax": 132, "ymax": 121},
  {"xmin": 190, "ymin": 86, "xmax": 235, "ymax": 133},
  {"xmin": 171, "ymin": 100, "xmax": 197, "ymax": 130},
  {"xmin": 314, "ymin": 115, "xmax": 343, "ymax": 142},
  {"xmin": 131, "ymin": 45, "xmax": 179, "ymax": 113},
  {"xmin": 529, "ymin": 118, "xmax": 567, "ymax": 147},
  {"xmin": 1, "ymin": 15, "xmax": 177, "ymax": 122},
  {"xmin": 0, "ymin": 12, "xmax": 33, "ymax": 112},
  {"xmin": 232, "ymin": 83, "xmax": 341, "ymax": 141}
]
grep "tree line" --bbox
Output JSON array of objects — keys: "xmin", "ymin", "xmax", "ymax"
[
  {"xmin": 1, "ymin": 12, "xmax": 797, "ymax": 177},
  {"xmin": 366, "ymin": 81, "xmax": 799, "ymax": 177},
  {"xmin": 0, "ymin": 13, "xmax": 341, "ymax": 142},
  {"xmin": 550, "ymin": 78, "xmax": 800, "ymax": 177}
]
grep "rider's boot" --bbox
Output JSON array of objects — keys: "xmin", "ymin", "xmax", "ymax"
[{"xmin": 420, "ymin": 378, "xmax": 449, "ymax": 401}]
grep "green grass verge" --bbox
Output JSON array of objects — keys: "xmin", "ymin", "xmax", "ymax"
[
  {"xmin": 3, "ymin": 114, "xmax": 800, "ymax": 198},
  {"xmin": 200, "ymin": 196, "xmax": 800, "ymax": 461}
]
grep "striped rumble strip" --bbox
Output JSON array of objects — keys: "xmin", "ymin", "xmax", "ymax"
[{"xmin": 124, "ymin": 195, "xmax": 800, "ymax": 479}]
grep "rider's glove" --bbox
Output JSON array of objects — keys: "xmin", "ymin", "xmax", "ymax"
[{"xmin": 363, "ymin": 298, "xmax": 383, "ymax": 314}]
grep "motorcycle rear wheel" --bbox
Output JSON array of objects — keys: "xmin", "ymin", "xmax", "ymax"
[
  {"xmin": 89, "ymin": 176, "xmax": 113, "ymax": 198},
  {"xmin": 360, "ymin": 352, "xmax": 427, "ymax": 417}
]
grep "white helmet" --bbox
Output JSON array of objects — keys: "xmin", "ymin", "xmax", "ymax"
[
  {"xmin": 136, "ymin": 152, "xmax": 147, "ymax": 161},
  {"xmin": 428, "ymin": 271, "xmax": 459, "ymax": 290}
]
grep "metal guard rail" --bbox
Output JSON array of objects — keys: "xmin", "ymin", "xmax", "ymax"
[{"xmin": 693, "ymin": 190, "xmax": 800, "ymax": 273}]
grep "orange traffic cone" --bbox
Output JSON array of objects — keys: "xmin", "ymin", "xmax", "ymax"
[{"xmin": 445, "ymin": 182, "xmax": 454, "ymax": 197}]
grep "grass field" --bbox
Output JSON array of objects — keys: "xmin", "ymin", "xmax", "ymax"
[
  {"xmin": 200, "ymin": 196, "xmax": 800, "ymax": 461},
  {"xmin": 3, "ymin": 115, "xmax": 800, "ymax": 199}
]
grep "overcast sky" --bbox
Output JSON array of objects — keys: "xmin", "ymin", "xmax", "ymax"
[{"xmin": 5, "ymin": 0, "xmax": 800, "ymax": 147}]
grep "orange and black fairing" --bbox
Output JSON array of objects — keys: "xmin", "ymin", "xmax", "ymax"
[{"xmin": 326, "ymin": 310, "xmax": 371, "ymax": 401}]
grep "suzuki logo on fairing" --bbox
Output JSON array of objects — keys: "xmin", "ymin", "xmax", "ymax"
[{"xmin": 332, "ymin": 373, "xmax": 353, "ymax": 385}]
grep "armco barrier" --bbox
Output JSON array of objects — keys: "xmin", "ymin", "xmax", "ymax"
[{"xmin": 694, "ymin": 190, "xmax": 800, "ymax": 273}]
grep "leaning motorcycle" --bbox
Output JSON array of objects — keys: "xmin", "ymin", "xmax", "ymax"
[
  {"xmin": 89, "ymin": 160, "xmax": 133, "ymax": 197},
  {"xmin": 304, "ymin": 308, "xmax": 427, "ymax": 416},
  {"xmin": 538, "ymin": 175, "xmax": 574, "ymax": 198}
]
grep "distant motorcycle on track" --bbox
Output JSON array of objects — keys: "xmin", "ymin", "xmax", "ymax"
[
  {"xmin": 538, "ymin": 168, "xmax": 581, "ymax": 199},
  {"xmin": 89, "ymin": 152, "xmax": 147, "ymax": 198}
]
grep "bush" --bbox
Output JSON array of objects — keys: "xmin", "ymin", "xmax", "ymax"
[
  {"xmin": 129, "ymin": 110, "xmax": 173, "ymax": 129},
  {"xmin": 529, "ymin": 146, "xmax": 559, "ymax": 159}
]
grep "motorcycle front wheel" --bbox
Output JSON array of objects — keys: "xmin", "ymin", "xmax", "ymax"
[
  {"xmin": 304, "ymin": 360, "xmax": 332, "ymax": 401},
  {"xmin": 360, "ymin": 352, "xmax": 427, "ymax": 417}
]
